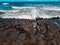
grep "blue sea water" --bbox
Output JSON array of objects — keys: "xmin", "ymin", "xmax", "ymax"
[{"xmin": 0, "ymin": 2, "xmax": 60, "ymax": 10}]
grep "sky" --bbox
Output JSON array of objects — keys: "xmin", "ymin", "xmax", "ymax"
[{"xmin": 0, "ymin": 0, "xmax": 60, "ymax": 2}]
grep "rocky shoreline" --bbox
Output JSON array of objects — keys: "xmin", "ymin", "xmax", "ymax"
[{"xmin": 0, "ymin": 18, "xmax": 60, "ymax": 45}]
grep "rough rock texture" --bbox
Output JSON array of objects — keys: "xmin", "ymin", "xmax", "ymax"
[{"xmin": 0, "ymin": 18, "xmax": 60, "ymax": 45}]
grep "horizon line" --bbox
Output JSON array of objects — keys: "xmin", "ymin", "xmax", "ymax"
[{"xmin": 0, "ymin": 1, "xmax": 60, "ymax": 3}]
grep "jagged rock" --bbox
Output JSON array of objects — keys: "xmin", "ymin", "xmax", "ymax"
[{"xmin": 0, "ymin": 18, "xmax": 60, "ymax": 45}]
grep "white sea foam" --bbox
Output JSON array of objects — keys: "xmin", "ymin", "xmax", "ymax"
[
  {"xmin": 2, "ymin": 3, "xmax": 9, "ymax": 5},
  {"xmin": 12, "ymin": 6, "xmax": 35, "ymax": 9},
  {"xmin": 0, "ymin": 6, "xmax": 60, "ymax": 19}
]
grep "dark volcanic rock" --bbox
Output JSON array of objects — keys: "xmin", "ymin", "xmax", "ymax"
[{"xmin": 0, "ymin": 18, "xmax": 60, "ymax": 45}]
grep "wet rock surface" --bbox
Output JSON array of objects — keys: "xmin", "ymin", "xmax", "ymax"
[{"xmin": 0, "ymin": 18, "xmax": 60, "ymax": 45}]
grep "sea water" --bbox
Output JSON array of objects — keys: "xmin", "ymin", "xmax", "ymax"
[{"xmin": 0, "ymin": 2, "xmax": 60, "ymax": 25}]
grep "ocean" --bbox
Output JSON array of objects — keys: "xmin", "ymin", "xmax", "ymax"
[
  {"xmin": 0, "ymin": 2, "xmax": 60, "ymax": 25},
  {"xmin": 0, "ymin": 2, "xmax": 60, "ymax": 10}
]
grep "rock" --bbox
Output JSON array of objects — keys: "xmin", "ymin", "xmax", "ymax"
[{"xmin": 0, "ymin": 18, "xmax": 60, "ymax": 45}]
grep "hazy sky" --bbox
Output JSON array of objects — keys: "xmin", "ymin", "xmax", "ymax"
[{"xmin": 0, "ymin": 0, "xmax": 60, "ymax": 2}]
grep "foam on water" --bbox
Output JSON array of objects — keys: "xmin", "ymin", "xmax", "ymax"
[
  {"xmin": 2, "ymin": 3, "xmax": 9, "ymax": 5},
  {"xmin": 0, "ymin": 4, "xmax": 60, "ymax": 19}
]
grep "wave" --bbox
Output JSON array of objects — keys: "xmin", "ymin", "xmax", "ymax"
[
  {"xmin": 12, "ymin": 6, "xmax": 35, "ymax": 9},
  {"xmin": 0, "ymin": 6, "xmax": 60, "ymax": 19},
  {"xmin": 2, "ymin": 3, "xmax": 9, "ymax": 5}
]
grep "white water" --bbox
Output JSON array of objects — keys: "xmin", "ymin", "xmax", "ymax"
[
  {"xmin": 0, "ymin": 6, "xmax": 60, "ymax": 19},
  {"xmin": 2, "ymin": 3, "xmax": 9, "ymax": 5}
]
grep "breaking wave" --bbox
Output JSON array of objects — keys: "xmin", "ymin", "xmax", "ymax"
[
  {"xmin": 0, "ymin": 5, "xmax": 60, "ymax": 19},
  {"xmin": 2, "ymin": 3, "xmax": 9, "ymax": 5}
]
